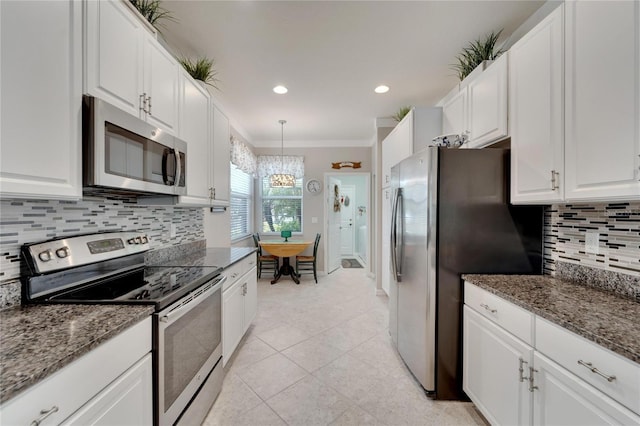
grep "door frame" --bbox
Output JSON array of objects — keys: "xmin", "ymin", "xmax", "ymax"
[{"xmin": 323, "ymin": 172, "xmax": 371, "ymax": 275}]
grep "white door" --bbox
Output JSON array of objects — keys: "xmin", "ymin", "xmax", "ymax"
[
  {"xmin": 327, "ymin": 177, "xmax": 342, "ymax": 273},
  {"xmin": 340, "ymin": 185, "xmax": 356, "ymax": 256}
]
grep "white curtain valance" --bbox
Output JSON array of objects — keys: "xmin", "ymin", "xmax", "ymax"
[
  {"xmin": 230, "ymin": 137, "xmax": 257, "ymax": 177},
  {"xmin": 257, "ymin": 155, "xmax": 305, "ymax": 178}
]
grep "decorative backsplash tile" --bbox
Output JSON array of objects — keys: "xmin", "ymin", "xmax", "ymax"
[
  {"xmin": 0, "ymin": 197, "xmax": 204, "ymax": 283},
  {"xmin": 544, "ymin": 201, "xmax": 640, "ymax": 298}
]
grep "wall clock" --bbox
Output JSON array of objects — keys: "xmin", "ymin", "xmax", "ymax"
[{"xmin": 305, "ymin": 178, "xmax": 322, "ymax": 194}]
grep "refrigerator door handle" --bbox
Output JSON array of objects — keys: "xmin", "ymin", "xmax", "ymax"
[
  {"xmin": 391, "ymin": 188, "xmax": 403, "ymax": 282},
  {"xmin": 396, "ymin": 189, "xmax": 404, "ymax": 281}
]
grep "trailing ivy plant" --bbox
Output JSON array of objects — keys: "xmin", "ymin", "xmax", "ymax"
[
  {"xmin": 129, "ymin": 0, "xmax": 176, "ymax": 33},
  {"xmin": 393, "ymin": 106, "xmax": 412, "ymax": 122},
  {"xmin": 451, "ymin": 29, "xmax": 504, "ymax": 81},
  {"xmin": 178, "ymin": 57, "xmax": 219, "ymax": 88}
]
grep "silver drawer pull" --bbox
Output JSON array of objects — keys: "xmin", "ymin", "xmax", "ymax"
[
  {"xmin": 480, "ymin": 303, "xmax": 497, "ymax": 314},
  {"xmin": 577, "ymin": 360, "xmax": 616, "ymax": 382},
  {"xmin": 31, "ymin": 406, "xmax": 59, "ymax": 426}
]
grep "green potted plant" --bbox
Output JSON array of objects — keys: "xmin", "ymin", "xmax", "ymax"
[
  {"xmin": 451, "ymin": 29, "xmax": 504, "ymax": 81},
  {"xmin": 129, "ymin": 0, "xmax": 176, "ymax": 33},
  {"xmin": 178, "ymin": 57, "xmax": 219, "ymax": 89},
  {"xmin": 393, "ymin": 106, "xmax": 412, "ymax": 122}
]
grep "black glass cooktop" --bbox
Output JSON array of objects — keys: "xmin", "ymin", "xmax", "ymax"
[{"xmin": 43, "ymin": 265, "xmax": 222, "ymax": 310}]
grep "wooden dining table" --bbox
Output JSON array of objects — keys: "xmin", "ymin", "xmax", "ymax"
[{"xmin": 259, "ymin": 240, "xmax": 312, "ymax": 284}]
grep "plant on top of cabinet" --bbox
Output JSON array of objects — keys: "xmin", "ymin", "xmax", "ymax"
[
  {"xmin": 129, "ymin": 0, "xmax": 175, "ymax": 33},
  {"xmin": 393, "ymin": 106, "xmax": 412, "ymax": 122},
  {"xmin": 451, "ymin": 29, "xmax": 504, "ymax": 80},
  {"xmin": 178, "ymin": 57, "xmax": 219, "ymax": 89}
]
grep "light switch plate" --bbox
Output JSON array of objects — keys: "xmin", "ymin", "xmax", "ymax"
[
  {"xmin": 311, "ymin": 217, "xmax": 318, "ymax": 224},
  {"xmin": 585, "ymin": 232, "xmax": 599, "ymax": 254}
]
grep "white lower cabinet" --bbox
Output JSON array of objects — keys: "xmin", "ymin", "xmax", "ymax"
[
  {"xmin": 0, "ymin": 317, "xmax": 152, "ymax": 425},
  {"xmin": 533, "ymin": 352, "xmax": 639, "ymax": 426},
  {"xmin": 463, "ymin": 306, "xmax": 532, "ymax": 426},
  {"xmin": 463, "ymin": 282, "xmax": 640, "ymax": 425},
  {"xmin": 62, "ymin": 354, "xmax": 152, "ymax": 426},
  {"xmin": 222, "ymin": 257, "xmax": 257, "ymax": 365}
]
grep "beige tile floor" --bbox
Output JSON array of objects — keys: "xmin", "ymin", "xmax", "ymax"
[{"xmin": 203, "ymin": 267, "xmax": 486, "ymax": 426}]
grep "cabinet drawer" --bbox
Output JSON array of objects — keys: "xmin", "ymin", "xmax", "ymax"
[
  {"xmin": 464, "ymin": 282, "xmax": 534, "ymax": 345},
  {"xmin": 536, "ymin": 316, "xmax": 640, "ymax": 414},
  {"xmin": 0, "ymin": 317, "xmax": 151, "ymax": 425},
  {"xmin": 224, "ymin": 262, "xmax": 244, "ymax": 290}
]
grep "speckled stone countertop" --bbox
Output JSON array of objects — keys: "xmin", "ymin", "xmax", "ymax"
[
  {"xmin": 148, "ymin": 247, "xmax": 256, "ymax": 269},
  {"xmin": 462, "ymin": 274, "xmax": 640, "ymax": 364},
  {"xmin": 0, "ymin": 304, "xmax": 154, "ymax": 404}
]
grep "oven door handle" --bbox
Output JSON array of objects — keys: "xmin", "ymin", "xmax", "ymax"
[{"xmin": 159, "ymin": 275, "xmax": 226, "ymax": 324}]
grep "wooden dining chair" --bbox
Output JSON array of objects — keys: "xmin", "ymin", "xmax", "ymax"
[
  {"xmin": 296, "ymin": 233, "xmax": 321, "ymax": 283},
  {"xmin": 252, "ymin": 233, "xmax": 279, "ymax": 278}
]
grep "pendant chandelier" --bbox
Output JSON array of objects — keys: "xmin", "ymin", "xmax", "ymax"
[{"xmin": 270, "ymin": 119, "xmax": 296, "ymax": 188}]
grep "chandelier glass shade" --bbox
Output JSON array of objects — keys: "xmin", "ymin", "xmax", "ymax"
[{"xmin": 270, "ymin": 119, "xmax": 295, "ymax": 188}]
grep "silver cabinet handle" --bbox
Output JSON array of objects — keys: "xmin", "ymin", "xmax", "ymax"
[
  {"xmin": 528, "ymin": 367, "xmax": 538, "ymax": 392},
  {"xmin": 518, "ymin": 357, "xmax": 529, "ymax": 382},
  {"xmin": 146, "ymin": 95, "xmax": 152, "ymax": 116},
  {"xmin": 30, "ymin": 406, "xmax": 58, "ymax": 426},
  {"xmin": 551, "ymin": 170, "xmax": 559, "ymax": 190},
  {"xmin": 578, "ymin": 360, "xmax": 616, "ymax": 382},
  {"xmin": 480, "ymin": 303, "xmax": 497, "ymax": 314},
  {"xmin": 139, "ymin": 93, "xmax": 147, "ymax": 113}
]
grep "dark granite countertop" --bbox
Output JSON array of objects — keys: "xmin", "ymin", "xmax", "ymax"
[
  {"xmin": 0, "ymin": 304, "xmax": 154, "ymax": 404},
  {"xmin": 148, "ymin": 247, "xmax": 256, "ymax": 269},
  {"xmin": 462, "ymin": 274, "xmax": 640, "ymax": 364}
]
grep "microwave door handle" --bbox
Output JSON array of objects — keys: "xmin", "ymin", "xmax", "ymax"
[{"xmin": 174, "ymin": 149, "xmax": 181, "ymax": 187}]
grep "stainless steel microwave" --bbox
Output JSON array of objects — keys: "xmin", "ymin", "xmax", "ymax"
[{"xmin": 83, "ymin": 95, "xmax": 186, "ymax": 196}]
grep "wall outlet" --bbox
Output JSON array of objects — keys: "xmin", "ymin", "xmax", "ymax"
[
  {"xmin": 585, "ymin": 231, "xmax": 599, "ymax": 254},
  {"xmin": 311, "ymin": 217, "xmax": 318, "ymax": 224},
  {"xmin": 170, "ymin": 223, "xmax": 177, "ymax": 238}
]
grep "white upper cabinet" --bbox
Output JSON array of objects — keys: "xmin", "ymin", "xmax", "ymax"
[
  {"xmin": 510, "ymin": 4, "xmax": 564, "ymax": 204},
  {"xmin": 467, "ymin": 54, "xmax": 509, "ymax": 148},
  {"xmin": 211, "ymin": 104, "xmax": 230, "ymax": 205},
  {"xmin": 564, "ymin": 1, "xmax": 640, "ymax": 201},
  {"xmin": 442, "ymin": 88, "xmax": 468, "ymax": 138},
  {"xmin": 178, "ymin": 72, "xmax": 211, "ymax": 205},
  {"xmin": 0, "ymin": 0, "xmax": 82, "ymax": 200},
  {"xmin": 143, "ymin": 37, "xmax": 179, "ymax": 133},
  {"xmin": 85, "ymin": 0, "xmax": 179, "ymax": 135},
  {"xmin": 381, "ymin": 111, "xmax": 413, "ymax": 188}
]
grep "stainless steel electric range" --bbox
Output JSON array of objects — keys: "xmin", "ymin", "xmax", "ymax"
[{"xmin": 21, "ymin": 232, "xmax": 226, "ymax": 426}]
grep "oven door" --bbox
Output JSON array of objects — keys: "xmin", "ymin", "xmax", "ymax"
[
  {"xmin": 84, "ymin": 95, "xmax": 187, "ymax": 195},
  {"xmin": 156, "ymin": 275, "xmax": 225, "ymax": 426}
]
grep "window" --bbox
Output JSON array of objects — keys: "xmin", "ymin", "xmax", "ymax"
[
  {"xmin": 261, "ymin": 177, "xmax": 303, "ymax": 233},
  {"xmin": 230, "ymin": 164, "xmax": 253, "ymax": 241}
]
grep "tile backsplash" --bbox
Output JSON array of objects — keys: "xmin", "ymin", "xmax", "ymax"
[
  {"xmin": 0, "ymin": 197, "xmax": 204, "ymax": 283},
  {"xmin": 544, "ymin": 201, "xmax": 640, "ymax": 277}
]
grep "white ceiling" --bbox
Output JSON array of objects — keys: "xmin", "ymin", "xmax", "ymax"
[{"xmin": 161, "ymin": 1, "xmax": 545, "ymax": 147}]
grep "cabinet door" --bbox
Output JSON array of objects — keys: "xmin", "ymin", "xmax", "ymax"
[
  {"xmin": 143, "ymin": 35, "xmax": 179, "ymax": 134},
  {"xmin": 222, "ymin": 280, "xmax": 245, "ymax": 365},
  {"xmin": 243, "ymin": 269, "xmax": 258, "ymax": 332},
  {"xmin": 0, "ymin": 0, "xmax": 82, "ymax": 200},
  {"xmin": 179, "ymin": 73, "xmax": 210, "ymax": 204},
  {"xmin": 381, "ymin": 188, "xmax": 392, "ymax": 296},
  {"xmin": 565, "ymin": 1, "xmax": 640, "ymax": 201},
  {"xmin": 533, "ymin": 352, "xmax": 640, "ymax": 426},
  {"xmin": 211, "ymin": 104, "xmax": 230, "ymax": 204},
  {"xmin": 467, "ymin": 54, "xmax": 508, "ymax": 148},
  {"xmin": 381, "ymin": 131, "xmax": 395, "ymax": 188},
  {"xmin": 442, "ymin": 88, "xmax": 468, "ymax": 137},
  {"xmin": 381, "ymin": 111, "xmax": 413, "ymax": 187},
  {"xmin": 62, "ymin": 354, "xmax": 152, "ymax": 426},
  {"xmin": 463, "ymin": 306, "xmax": 533, "ymax": 426},
  {"xmin": 510, "ymin": 5, "xmax": 564, "ymax": 204},
  {"xmin": 85, "ymin": 0, "xmax": 144, "ymax": 118}
]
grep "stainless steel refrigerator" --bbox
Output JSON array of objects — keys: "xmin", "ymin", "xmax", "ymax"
[{"xmin": 389, "ymin": 147, "xmax": 542, "ymax": 400}]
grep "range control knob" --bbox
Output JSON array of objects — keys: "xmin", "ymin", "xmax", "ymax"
[
  {"xmin": 38, "ymin": 250, "xmax": 53, "ymax": 262},
  {"xmin": 127, "ymin": 238, "xmax": 136, "ymax": 245},
  {"xmin": 56, "ymin": 246, "xmax": 70, "ymax": 258},
  {"xmin": 135, "ymin": 236, "xmax": 142, "ymax": 244},
  {"xmin": 141, "ymin": 235, "xmax": 149, "ymax": 244}
]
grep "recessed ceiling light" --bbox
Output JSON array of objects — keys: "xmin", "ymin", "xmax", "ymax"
[
  {"xmin": 374, "ymin": 85, "xmax": 390, "ymax": 94},
  {"xmin": 273, "ymin": 85, "xmax": 288, "ymax": 94}
]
